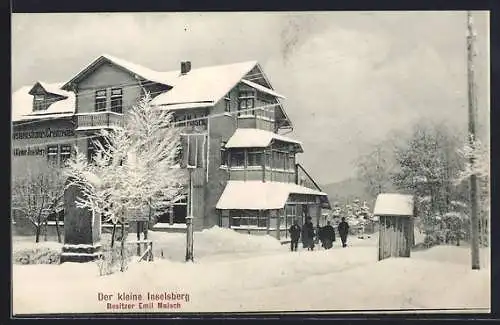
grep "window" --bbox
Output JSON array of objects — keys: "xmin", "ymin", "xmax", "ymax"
[
  {"xmin": 59, "ymin": 144, "xmax": 72, "ymax": 166},
  {"xmin": 220, "ymin": 142, "xmax": 228, "ymax": 167},
  {"xmin": 33, "ymin": 94, "xmax": 45, "ymax": 111},
  {"xmin": 288, "ymin": 153, "xmax": 295, "ymax": 170},
  {"xmin": 238, "ymin": 90, "xmax": 255, "ymax": 115},
  {"xmin": 224, "ymin": 94, "xmax": 231, "ymax": 113},
  {"xmin": 230, "ymin": 210, "xmax": 267, "ymax": 228},
  {"xmin": 265, "ymin": 151, "xmax": 271, "ymax": 168},
  {"xmin": 247, "ymin": 150, "xmax": 263, "ymax": 167},
  {"xmin": 284, "ymin": 205, "xmax": 297, "ymax": 235},
  {"xmin": 110, "ymin": 88, "xmax": 123, "ymax": 113},
  {"xmin": 47, "ymin": 145, "xmax": 58, "ymax": 165},
  {"xmin": 87, "ymin": 138, "xmax": 96, "ymax": 163},
  {"xmin": 230, "ymin": 150, "xmax": 245, "ymax": 168},
  {"xmin": 95, "ymin": 89, "xmax": 107, "ymax": 111}
]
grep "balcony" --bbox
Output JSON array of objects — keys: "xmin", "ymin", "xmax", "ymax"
[{"xmin": 75, "ymin": 111, "xmax": 124, "ymax": 131}]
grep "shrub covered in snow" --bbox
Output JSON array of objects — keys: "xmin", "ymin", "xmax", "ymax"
[
  {"xmin": 13, "ymin": 247, "xmax": 61, "ymax": 265},
  {"xmin": 96, "ymin": 245, "xmax": 134, "ymax": 276}
]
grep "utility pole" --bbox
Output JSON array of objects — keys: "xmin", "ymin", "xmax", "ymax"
[{"xmin": 466, "ymin": 10, "xmax": 480, "ymax": 270}]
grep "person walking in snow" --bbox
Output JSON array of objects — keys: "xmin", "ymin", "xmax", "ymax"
[
  {"xmin": 302, "ymin": 217, "xmax": 315, "ymax": 251},
  {"xmin": 320, "ymin": 221, "xmax": 336, "ymax": 249},
  {"xmin": 289, "ymin": 219, "xmax": 301, "ymax": 252},
  {"xmin": 338, "ymin": 217, "xmax": 349, "ymax": 248}
]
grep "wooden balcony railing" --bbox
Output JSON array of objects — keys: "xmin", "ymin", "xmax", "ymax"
[{"xmin": 76, "ymin": 111, "xmax": 124, "ymax": 130}]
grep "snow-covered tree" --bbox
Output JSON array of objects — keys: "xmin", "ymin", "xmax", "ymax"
[
  {"xmin": 455, "ymin": 136, "xmax": 490, "ymax": 246},
  {"xmin": 355, "ymin": 143, "xmax": 396, "ymax": 198},
  {"xmin": 65, "ymin": 91, "xmax": 187, "ymax": 269},
  {"xmin": 12, "ymin": 166, "xmax": 65, "ymax": 243}
]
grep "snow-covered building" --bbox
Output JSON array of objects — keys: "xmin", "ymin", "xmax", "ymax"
[{"xmin": 12, "ymin": 54, "xmax": 330, "ymax": 239}]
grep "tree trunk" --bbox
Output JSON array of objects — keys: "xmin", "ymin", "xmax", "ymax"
[
  {"xmin": 110, "ymin": 223, "xmax": 116, "ymax": 248},
  {"xmin": 35, "ymin": 225, "xmax": 41, "ymax": 243},
  {"xmin": 120, "ymin": 222, "xmax": 125, "ymax": 272},
  {"xmin": 55, "ymin": 212, "xmax": 62, "ymax": 243},
  {"xmin": 44, "ymin": 219, "xmax": 48, "ymax": 241}
]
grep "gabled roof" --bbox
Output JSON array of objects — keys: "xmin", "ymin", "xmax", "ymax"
[
  {"xmin": 150, "ymin": 60, "xmax": 258, "ymax": 107},
  {"xmin": 241, "ymin": 79, "xmax": 285, "ymax": 99},
  {"xmin": 373, "ymin": 193, "xmax": 414, "ymax": 217},
  {"xmin": 225, "ymin": 128, "xmax": 303, "ymax": 152},
  {"xmin": 216, "ymin": 181, "xmax": 328, "ymax": 210},
  {"xmin": 12, "ymin": 82, "xmax": 76, "ymax": 122},
  {"xmin": 61, "ymin": 54, "xmax": 177, "ymax": 90},
  {"xmin": 29, "ymin": 81, "xmax": 72, "ymax": 98}
]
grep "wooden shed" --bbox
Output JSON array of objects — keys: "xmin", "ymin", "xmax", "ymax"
[{"xmin": 374, "ymin": 193, "xmax": 415, "ymax": 261}]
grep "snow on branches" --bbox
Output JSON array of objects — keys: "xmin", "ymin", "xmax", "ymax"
[
  {"xmin": 455, "ymin": 135, "xmax": 489, "ymax": 184},
  {"xmin": 64, "ymin": 91, "xmax": 187, "ymax": 225},
  {"xmin": 12, "ymin": 166, "xmax": 66, "ymax": 242}
]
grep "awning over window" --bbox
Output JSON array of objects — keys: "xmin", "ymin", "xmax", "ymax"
[
  {"xmin": 225, "ymin": 129, "xmax": 303, "ymax": 152},
  {"xmin": 216, "ymin": 181, "xmax": 328, "ymax": 210}
]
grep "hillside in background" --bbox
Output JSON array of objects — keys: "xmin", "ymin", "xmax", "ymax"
[{"xmin": 320, "ymin": 178, "xmax": 377, "ymax": 207}]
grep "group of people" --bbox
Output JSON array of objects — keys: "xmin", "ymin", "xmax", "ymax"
[{"xmin": 288, "ymin": 217, "xmax": 350, "ymax": 251}]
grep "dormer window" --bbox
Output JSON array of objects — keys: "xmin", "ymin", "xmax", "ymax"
[{"xmin": 33, "ymin": 94, "xmax": 45, "ymax": 111}]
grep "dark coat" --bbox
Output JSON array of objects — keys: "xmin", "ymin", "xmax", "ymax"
[
  {"xmin": 321, "ymin": 225, "xmax": 336, "ymax": 242},
  {"xmin": 289, "ymin": 224, "xmax": 301, "ymax": 241},
  {"xmin": 302, "ymin": 222, "xmax": 315, "ymax": 247},
  {"xmin": 338, "ymin": 221, "xmax": 349, "ymax": 237}
]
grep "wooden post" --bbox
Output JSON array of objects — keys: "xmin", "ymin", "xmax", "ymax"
[
  {"xmin": 265, "ymin": 210, "xmax": 270, "ymax": 235},
  {"xmin": 186, "ymin": 167, "xmax": 194, "ymax": 262},
  {"xmin": 136, "ymin": 221, "xmax": 141, "ymax": 256},
  {"xmin": 144, "ymin": 222, "xmax": 148, "ymax": 253},
  {"xmin": 276, "ymin": 210, "xmax": 281, "ymax": 240},
  {"xmin": 169, "ymin": 205, "xmax": 174, "ymax": 226}
]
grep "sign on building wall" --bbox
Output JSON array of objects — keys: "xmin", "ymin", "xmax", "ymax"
[
  {"xmin": 13, "ymin": 147, "xmax": 46, "ymax": 156},
  {"xmin": 12, "ymin": 128, "xmax": 75, "ymax": 140}
]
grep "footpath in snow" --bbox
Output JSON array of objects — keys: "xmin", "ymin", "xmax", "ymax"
[{"xmin": 12, "ymin": 227, "xmax": 490, "ymax": 314}]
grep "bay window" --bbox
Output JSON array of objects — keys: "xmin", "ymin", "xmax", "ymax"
[
  {"xmin": 230, "ymin": 149, "xmax": 245, "ymax": 168},
  {"xmin": 247, "ymin": 149, "xmax": 263, "ymax": 167},
  {"xmin": 238, "ymin": 90, "xmax": 255, "ymax": 115}
]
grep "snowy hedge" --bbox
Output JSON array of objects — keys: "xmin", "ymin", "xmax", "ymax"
[{"xmin": 13, "ymin": 247, "xmax": 61, "ymax": 265}]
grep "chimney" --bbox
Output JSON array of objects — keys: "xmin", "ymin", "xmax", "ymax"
[{"xmin": 181, "ymin": 61, "xmax": 191, "ymax": 74}]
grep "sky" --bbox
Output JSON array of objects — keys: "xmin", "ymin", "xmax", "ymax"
[{"xmin": 11, "ymin": 11, "xmax": 490, "ymax": 184}]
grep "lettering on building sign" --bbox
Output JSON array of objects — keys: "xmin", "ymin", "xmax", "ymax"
[
  {"xmin": 12, "ymin": 128, "xmax": 75, "ymax": 140},
  {"xmin": 13, "ymin": 147, "xmax": 46, "ymax": 156}
]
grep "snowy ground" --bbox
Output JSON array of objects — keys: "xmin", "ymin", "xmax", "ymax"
[{"xmin": 12, "ymin": 227, "xmax": 490, "ymax": 314}]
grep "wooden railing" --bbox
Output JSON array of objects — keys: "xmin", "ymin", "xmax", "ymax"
[{"xmin": 76, "ymin": 111, "xmax": 124, "ymax": 130}]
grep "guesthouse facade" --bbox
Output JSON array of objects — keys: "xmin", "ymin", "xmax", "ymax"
[{"xmin": 12, "ymin": 54, "xmax": 330, "ymax": 241}]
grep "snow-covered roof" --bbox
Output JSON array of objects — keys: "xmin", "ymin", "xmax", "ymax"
[
  {"xmin": 100, "ymin": 54, "xmax": 179, "ymax": 86},
  {"xmin": 157, "ymin": 102, "xmax": 213, "ymax": 111},
  {"xmin": 373, "ymin": 193, "xmax": 414, "ymax": 217},
  {"xmin": 61, "ymin": 54, "xmax": 178, "ymax": 90},
  {"xmin": 216, "ymin": 181, "xmax": 328, "ymax": 210},
  {"xmin": 241, "ymin": 79, "xmax": 286, "ymax": 99},
  {"xmin": 12, "ymin": 83, "xmax": 76, "ymax": 122},
  {"xmin": 150, "ymin": 61, "xmax": 258, "ymax": 107},
  {"xmin": 225, "ymin": 128, "xmax": 303, "ymax": 151},
  {"xmin": 37, "ymin": 82, "xmax": 73, "ymax": 98}
]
